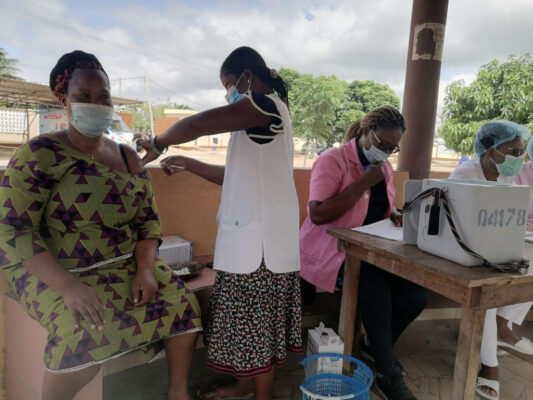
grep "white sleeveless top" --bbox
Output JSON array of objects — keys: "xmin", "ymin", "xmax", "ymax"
[{"xmin": 213, "ymin": 92, "xmax": 300, "ymax": 274}]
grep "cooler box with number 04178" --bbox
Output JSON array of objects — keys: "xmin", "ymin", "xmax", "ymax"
[{"xmin": 416, "ymin": 179, "xmax": 530, "ymax": 266}]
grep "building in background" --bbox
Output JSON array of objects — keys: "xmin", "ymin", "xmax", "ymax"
[{"xmin": 155, "ymin": 109, "xmax": 231, "ymax": 149}]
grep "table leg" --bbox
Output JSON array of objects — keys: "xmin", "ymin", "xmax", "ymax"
[
  {"xmin": 338, "ymin": 253, "xmax": 361, "ymax": 372},
  {"xmin": 451, "ymin": 306, "xmax": 486, "ymax": 400}
]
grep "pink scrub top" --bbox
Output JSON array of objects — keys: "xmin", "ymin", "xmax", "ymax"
[
  {"xmin": 514, "ymin": 161, "xmax": 533, "ymax": 228},
  {"xmin": 299, "ymin": 139, "xmax": 396, "ymax": 292}
]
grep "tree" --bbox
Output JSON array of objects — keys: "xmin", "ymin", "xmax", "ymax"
[
  {"xmin": 334, "ymin": 80, "xmax": 400, "ymax": 141},
  {"xmin": 345, "ymin": 80, "xmax": 401, "ymax": 112},
  {"xmin": 279, "ymin": 68, "xmax": 401, "ymax": 147},
  {"xmin": 283, "ymin": 70, "xmax": 348, "ymax": 147},
  {"xmin": 440, "ymin": 54, "xmax": 533, "ymax": 156},
  {"xmin": 0, "ymin": 47, "xmax": 23, "ymax": 80}
]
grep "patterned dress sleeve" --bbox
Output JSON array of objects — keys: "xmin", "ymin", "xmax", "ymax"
[
  {"xmin": 133, "ymin": 171, "xmax": 162, "ymax": 243},
  {"xmin": 0, "ymin": 140, "xmax": 57, "ymax": 268},
  {"xmin": 243, "ymin": 91, "xmax": 283, "ymax": 144}
]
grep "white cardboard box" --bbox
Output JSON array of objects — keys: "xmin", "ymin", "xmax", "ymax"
[
  {"xmin": 306, "ymin": 322, "xmax": 344, "ymax": 376},
  {"xmin": 158, "ymin": 235, "xmax": 193, "ymax": 266}
]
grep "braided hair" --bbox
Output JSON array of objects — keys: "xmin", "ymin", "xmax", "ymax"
[
  {"xmin": 49, "ymin": 50, "xmax": 108, "ymax": 100},
  {"xmin": 343, "ymin": 106, "xmax": 406, "ymax": 143},
  {"xmin": 220, "ymin": 46, "xmax": 289, "ymax": 104}
]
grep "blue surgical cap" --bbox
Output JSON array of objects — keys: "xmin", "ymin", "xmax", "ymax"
[{"xmin": 474, "ymin": 120, "xmax": 531, "ymax": 158}]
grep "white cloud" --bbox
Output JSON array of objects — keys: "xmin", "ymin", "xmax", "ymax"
[{"xmin": 0, "ymin": 0, "xmax": 531, "ymax": 114}]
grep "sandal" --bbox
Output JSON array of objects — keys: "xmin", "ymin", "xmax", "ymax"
[
  {"xmin": 475, "ymin": 376, "xmax": 499, "ymax": 400},
  {"xmin": 497, "ymin": 337, "xmax": 533, "ymax": 355}
]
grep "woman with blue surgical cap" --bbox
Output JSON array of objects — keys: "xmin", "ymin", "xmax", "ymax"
[
  {"xmin": 451, "ymin": 120, "xmax": 530, "ymax": 182},
  {"xmin": 450, "ymin": 120, "xmax": 533, "ymax": 400},
  {"xmin": 514, "ymin": 134, "xmax": 533, "ymax": 227}
]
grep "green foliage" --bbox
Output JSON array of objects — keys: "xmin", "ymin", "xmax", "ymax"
[
  {"xmin": 335, "ymin": 80, "xmax": 400, "ymax": 141},
  {"xmin": 282, "ymin": 70, "xmax": 348, "ymax": 147},
  {"xmin": 345, "ymin": 80, "xmax": 400, "ymax": 112},
  {"xmin": 0, "ymin": 47, "xmax": 23, "ymax": 80},
  {"xmin": 279, "ymin": 68, "xmax": 400, "ymax": 148},
  {"xmin": 440, "ymin": 54, "xmax": 533, "ymax": 156},
  {"xmin": 121, "ymin": 101, "xmax": 192, "ymax": 133}
]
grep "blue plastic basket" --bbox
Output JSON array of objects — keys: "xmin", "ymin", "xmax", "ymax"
[{"xmin": 300, "ymin": 353, "xmax": 373, "ymax": 400}]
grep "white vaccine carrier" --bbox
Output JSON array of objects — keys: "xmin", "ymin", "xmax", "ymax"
[
  {"xmin": 405, "ymin": 179, "xmax": 530, "ymax": 266},
  {"xmin": 306, "ymin": 322, "xmax": 344, "ymax": 375}
]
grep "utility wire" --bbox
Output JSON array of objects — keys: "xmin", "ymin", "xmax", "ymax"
[
  {"xmin": 148, "ymin": 78, "xmax": 217, "ymax": 109},
  {"xmin": 108, "ymin": 76, "xmax": 217, "ymax": 109},
  {"xmin": 1, "ymin": 0, "xmax": 212, "ymax": 76}
]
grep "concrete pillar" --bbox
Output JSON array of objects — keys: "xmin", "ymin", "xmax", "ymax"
[{"xmin": 398, "ymin": 0, "xmax": 449, "ymax": 179}]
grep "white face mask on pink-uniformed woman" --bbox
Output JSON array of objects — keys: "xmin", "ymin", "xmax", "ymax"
[{"xmin": 362, "ymin": 130, "xmax": 390, "ymax": 164}]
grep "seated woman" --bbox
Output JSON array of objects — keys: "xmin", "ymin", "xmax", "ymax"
[
  {"xmin": 0, "ymin": 50, "xmax": 201, "ymax": 400},
  {"xmin": 449, "ymin": 120, "xmax": 533, "ymax": 400},
  {"xmin": 299, "ymin": 106, "xmax": 427, "ymax": 400}
]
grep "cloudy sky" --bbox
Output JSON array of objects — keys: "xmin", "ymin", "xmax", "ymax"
[{"xmin": 1, "ymin": 0, "xmax": 532, "ymax": 118}]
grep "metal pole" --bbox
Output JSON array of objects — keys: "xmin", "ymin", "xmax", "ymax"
[
  {"xmin": 144, "ymin": 76, "xmax": 155, "ymax": 138},
  {"xmin": 118, "ymin": 77, "xmax": 122, "ymax": 97},
  {"xmin": 397, "ymin": 0, "xmax": 449, "ymax": 179},
  {"xmin": 24, "ymin": 106, "xmax": 30, "ymax": 144}
]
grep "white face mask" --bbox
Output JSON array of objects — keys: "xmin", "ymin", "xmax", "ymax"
[
  {"xmin": 70, "ymin": 103, "xmax": 114, "ymax": 137},
  {"xmin": 362, "ymin": 133, "xmax": 390, "ymax": 163}
]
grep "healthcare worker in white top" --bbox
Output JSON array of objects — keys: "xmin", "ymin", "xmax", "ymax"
[
  {"xmin": 449, "ymin": 120, "xmax": 533, "ymax": 400},
  {"xmin": 136, "ymin": 46, "xmax": 301, "ymax": 400}
]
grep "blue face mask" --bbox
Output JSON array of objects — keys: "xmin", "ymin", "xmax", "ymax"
[
  {"xmin": 492, "ymin": 149, "xmax": 525, "ymax": 177},
  {"xmin": 70, "ymin": 103, "xmax": 114, "ymax": 137},
  {"xmin": 225, "ymin": 73, "xmax": 250, "ymax": 104},
  {"xmin": 225, "ymin": 86, "xmax": 242, "ymax": 104}
]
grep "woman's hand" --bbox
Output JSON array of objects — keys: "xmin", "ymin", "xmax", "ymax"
[
  {"xmin": 132, "ymin": 268, "xmax": 158, "ymax": 307},
  {"xmin": 134, "ymin": 138, "xmax": 160, "ymax": 166},
  {"xmin": 362, "ymin": 161, "xmax": 386, "ymax": 187},
  {"xmin": 390, "ymin": 212, "xmax": 403, "ymax": 227},
  {"xmin": 62, "ymin": 282, "xmax": 106, "ymax": 330},
  {"xmin": 160, "ymin": 155, "xmax": 187, "ymax": 176}
]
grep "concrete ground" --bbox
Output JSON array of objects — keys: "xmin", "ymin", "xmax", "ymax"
[{"xmin": 103, "ymin": 319, "xmax": 533, "ymax": 400}]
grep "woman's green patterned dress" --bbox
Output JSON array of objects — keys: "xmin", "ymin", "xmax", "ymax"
[{"xmin": 0, "ymin": 133, "xmax": 201, "ymax": 372}]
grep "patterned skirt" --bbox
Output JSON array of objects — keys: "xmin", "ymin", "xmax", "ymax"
[
  {"xmin": 204, "ymin": 263, "xmax": 302, "ymax": 378},
  {"xmin": 4, "ymin": 259, "xmax": 202, "ymax": 372}
]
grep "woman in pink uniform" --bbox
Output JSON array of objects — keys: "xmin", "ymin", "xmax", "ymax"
[{"xmin": 299, "ymin": 106, "xmax": 427, "ymax": 400}]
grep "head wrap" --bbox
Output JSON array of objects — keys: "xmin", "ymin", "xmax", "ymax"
[
  {"xmin": 49, "ymin": 50, "xmax": 108, "ymax": 98},
  {"xmin": 474, "ymin": 120, "xmax": 531, "ymax": 158}
]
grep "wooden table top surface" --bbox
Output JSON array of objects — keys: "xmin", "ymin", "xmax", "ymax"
[{"xmin": 328, "ymin": 228, "xmax": 533, "ymax": 289}]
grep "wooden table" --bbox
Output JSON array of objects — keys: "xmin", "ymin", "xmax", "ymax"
[{"xmin": 328, "ymin": 228, "xmax": 533, "ymax": 400}]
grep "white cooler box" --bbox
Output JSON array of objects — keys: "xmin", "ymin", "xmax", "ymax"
[
  {"xmin": 306, "ymin": 322, "xmax": 344, "ymax": 375},
  {"xmin": 416, "ymin": 179, "xmax": 530, "ymax": 266},
  {"xmin": 158, "ymin": 235, "xmax": 193, "ymax": 266}
]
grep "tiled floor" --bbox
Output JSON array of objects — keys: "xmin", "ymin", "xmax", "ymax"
[{"xmin": 104, "ymin": 319, "xmax": 533, "ymax": 399}]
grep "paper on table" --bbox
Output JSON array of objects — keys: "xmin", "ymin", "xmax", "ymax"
[{"xmin": 351, "ymin": 219, "xmax": 403, "ymax": 241}]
